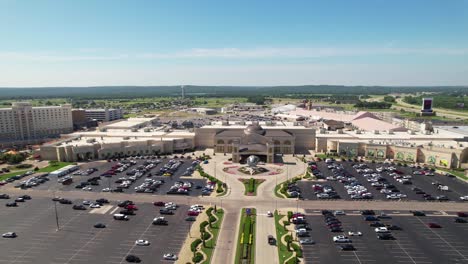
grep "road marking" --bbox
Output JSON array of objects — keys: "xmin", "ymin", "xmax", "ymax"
[
  {"xmin": 89, "ymin": 205, "xmax": 113, "ymax": 214},
  {"xmin": 109, "ymin": 207, "xmax": 119, "ymax": 214}
]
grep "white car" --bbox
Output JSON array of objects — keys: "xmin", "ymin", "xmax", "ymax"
[
  {"xmin": 374, "ymin": 227, "xmax": 389, "ymax": 233},
  {"xmin": 101, "ymin": 188, "xmax": 111, "ymax": 192},
  {"xmin": 165, "ymin": 202, "xmax": 177, "ymax": 207},
  {"xmin": 90, "ymin": 203, "xmax": 101, "ymax": 208},
  {"xmin": 163, "ymin": 253, "xmax": 178, "ymax": 261},
  {"xmin": 82, "ymin": 186, "xmax": 92, "ymax": 191},
  {"xmin": 333, "ymin": 235, "xmax": 351, "ymax": 243},
  {"xmin": 348, "ymin": 231, "xmax": 362, "ymax": 236},
  {"xmin": 2, "ymin": 232, "xmax": 17, "ymax": 238},
  {"xmin": 334, "ymin": 210, "xmax": 346, "ymax": 215},
  {"xmin": 135, "ymin": 239, "xmax": 150, "ymax": 246},
  {"xmin": 460, "ymin": 196, "xmax": 468, "ymax": 201},
  {"xmin": 82, "ymin": 200, "xmax": 92, "ymax": 205}
]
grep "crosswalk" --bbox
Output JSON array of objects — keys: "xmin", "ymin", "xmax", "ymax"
[{"xmin": 89, "ymin": 205, "xmax": 114, "ymax": 214}]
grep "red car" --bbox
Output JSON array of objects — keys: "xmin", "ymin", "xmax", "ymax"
[
  {"xmin": 153, "ymin": 201, "xmax": 165, "ymax": 206},
  {"xmin": 125, "ymin": 204, "xmax": 138, "ymax": 211},
  {"xmin": 427, "ymin": 223, "xmax": 442, "ymax": 228},
  {"xmin": 292, "ymin": 213, "xmax": 305, "ymax": 218},
  {"xmin": 457, "ymin": 212, "xmax": 468, "ymax": 217},
  {"xmin": 187, "ymin": 211, "xmax": 199, "ymax": 216}
]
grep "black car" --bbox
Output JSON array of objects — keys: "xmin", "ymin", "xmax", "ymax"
[
  {"xmin": 125, "ymin": 255, "xmax": 141, "ymax": 263},
  {"xmin": 20, "ymin": 195, "xmax": 31, "ymax": 200},
  {"xmin": 6, "ymin": 202, "xmax": 17, "ymax": 207},
  {"xmin": 0, "ymin": 194, "xmax": 10, "ymax": 199},
  {"xmin": 412, "ymin": 211, "xmax": 426, "ymax": 216},
  {"xmin": 369, "ymin": 222, "xmax": 385, "ymax": 227},
  {"xmin": 455, "ymin": 218, "xmax": 467, "ymax": 223},
  {"xmin": 59, "ymin": 199, "xmax": 72, "ymax": 204},
  {"xmin": 329, "ymin": 227, "xmax": 343, "ymax": 232},
  {"xmin": 73, "ymin": 205, "xmax": 87, "ymax": 210},
  {"xmin": 96, "ymin": 198, "xmax": 109, "ymax": 204},
  {"xmin": 386, "ymin": 225, "xmax": 402, "ymax": 230},
  {"xmin": 94, "ymin": 223, "xmax": 106, "ymax": 228},
  {"xmin": 339, "ymin": 244, "xmax": 355, "ymax": 251},
  {"xmin": 377, "ymin": 233, "xmax": 395, "ymax": 240},
  {"xmin": 361, "ymin": 210, "xmax": 375, "ymax": 215}
]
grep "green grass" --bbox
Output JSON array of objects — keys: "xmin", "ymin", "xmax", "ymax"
[
  {"xmin": 0, "ymin": 170, "xmax": 29, "ymax": 181},
  {"xmin": 241, "ymin": 178, "xmax": 264, "ymax": 196},
  {"xmin": 274, "ymin": 211, "xmax": 294, "ymax": 264},
  {"xmin": 234, "ymin": 208, "xmax": 256, "ymax": 264},
  {"xmin": 201, "ymin": 208, "xmax": 225, "ymax": 264},
  {"xmin": 38, "ymin": 161, "xmax": 75, "ymax": 173},
  {"xmin": 434, "ymin": 167, "xmax": 467, "ymax": 181},
  {"xmin": 0, "ymin": 161, "xmax": 74, "ymax": 181}
]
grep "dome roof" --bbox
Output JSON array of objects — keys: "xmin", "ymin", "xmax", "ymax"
[{"xmin": 244, "ymin": 123, "xmax": 266, "ymax": 135}]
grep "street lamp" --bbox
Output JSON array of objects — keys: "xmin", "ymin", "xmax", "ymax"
[{"xmin": 53, "ymin": 191, "xmax": 60, "ymax": 231}]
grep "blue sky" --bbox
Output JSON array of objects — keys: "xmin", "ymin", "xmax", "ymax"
[{"xmin": 0, "ymin": 0, "xmax": 467, "ymax": 86}]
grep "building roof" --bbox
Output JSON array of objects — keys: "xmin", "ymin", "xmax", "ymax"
[{"xmin": 351, "ymin": 117, "xmax": 406, "ymax": 132}]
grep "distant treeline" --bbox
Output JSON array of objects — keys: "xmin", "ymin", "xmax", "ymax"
[{"xmin": 0, "ymin": 85, "xmax": 467, "ymax": 100}]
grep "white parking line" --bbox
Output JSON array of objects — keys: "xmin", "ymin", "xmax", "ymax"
[{"xmin": 413, "ymin": 216, "xmax": 468, "ymax": 261}]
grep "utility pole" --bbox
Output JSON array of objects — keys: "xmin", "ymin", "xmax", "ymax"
[{"xmin": 54, "ymin": 200, "xmax": 60, "ymax": 231}]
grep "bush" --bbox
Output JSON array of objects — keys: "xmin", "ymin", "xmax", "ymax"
[
  {"xmin": 191, "ymin": 239, "xmax": 202, "ymax": 252},
  {"xmin": 15, "ymin": 164, "xmax": 33, "ymax": 169},
  {"xmin": 209, "ymin": 215, "xmax": 217, "ymax": 223},
  {"xmin": 206, "ymin": 207, "xmax": 213, "ymax": 215},
  {"xmin": 216, "ymin": 186, "xmax": 224, "ymax": 193},
  {"xmin": 200, "ymin": 221, "xmax": 209, "ymax": 230},
  {"xmin": 202, "ymin": 232, "xmax": 211, "ymax": 240},
  {"xmin": 287, "ymin": 211, "xmax": 293, "ymax": 222},
  {"xmin": 192, "ymin": 252, "xmax": 203, "ymax": 263},
  {"xmin": 291, "ymin": 243, "xmax": 302, "ymax": 258}
]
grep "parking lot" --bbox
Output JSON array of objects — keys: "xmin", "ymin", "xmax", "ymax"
[
  {"xmin": 0, "ymin": 196, "xmax": 193, "ymax": 263},
  {"xmin": 300, "ymin": 210, "xmax": 468, "ymax": 264},
  {"xmin": 298, "ymin": 160, "xmax": 468, "ymax": 202},
  {"xmin": 27, "ymin": 157, "xmax": 209, "ymax": 197}
]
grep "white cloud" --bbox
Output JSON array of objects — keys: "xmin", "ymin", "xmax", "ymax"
[{"xmin": 0, "ymin": 46, "xmax": 467, "ymax": 62}]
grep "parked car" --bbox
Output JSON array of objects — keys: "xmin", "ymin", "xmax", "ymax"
[
  {"xmin": 2, "ymin": 232, "xmax": 17, "ymax": 238},
  {"xmin": 163, "ymin": 253, "xmax": 178, "ymax": 261},
  {"xmin": 135, "ymin": 240, "xmax": 150, "ymax": 246}
]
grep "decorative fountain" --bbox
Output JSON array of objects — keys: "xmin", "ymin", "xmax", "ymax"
[{"xmin": 238, "ymin": 155, "xmax": 269, "ymax": 175}]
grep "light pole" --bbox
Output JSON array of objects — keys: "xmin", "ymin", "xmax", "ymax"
[{"xmin": 53, "ymin": 198, "xmax": 60, "ymax": 231}]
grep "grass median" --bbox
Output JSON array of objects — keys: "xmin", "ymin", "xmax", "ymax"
[
  {"xmin": 200, "ymin": 208, "xmax": 225, "ymax": 264},
  {"xmin": 235, "ymin": 208, "xmax": 256, "ymax": 264}
]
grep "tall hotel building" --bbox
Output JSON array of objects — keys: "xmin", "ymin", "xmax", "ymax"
[{"xmin": 0, "ymin": 102, "xmax": 73, "ymax": 143}]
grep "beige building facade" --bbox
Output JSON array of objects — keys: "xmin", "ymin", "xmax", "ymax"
[{"xmin": 0, "ymin": 102, "xmax": 73, "ymax": 143}]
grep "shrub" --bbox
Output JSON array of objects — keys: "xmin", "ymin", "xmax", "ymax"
[
  {"xmin": 15, "ymin": 164, "xmax": 33, "ymax": 169},
  {"xmin": 200, "ymin": 221, "xmax": 209, "ymax": 230},
  {"xmin": 206, "ymin": 207, "xmax": 213, "ymax": 215},
  {"xmin": 287, "ymin": 211, "xmax": 293, "ymax": 222},
  {"xmin": 216, "ymin": 186, "xmax": 224, "ymax": 193},
  {"xmin": 209, "ymin": 215, "xmax": 217, "ymax": 223},
  {"xmin": 291, "ymin": 243, "xmax": 302, "ymax": 258},
  {"xmin": 191, "ymin": 239, "xmax": 202, "ymax": 252},
  {"xmin": 192, "ymin": 252, "xmax": 203, "ymax": 263},
  {"xmin": 202, "ymin": 232, "xmax": 211, "ymax": 240}
]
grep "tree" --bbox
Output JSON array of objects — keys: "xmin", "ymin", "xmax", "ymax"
[{"xmin": 383, "ymin": 96, "xmax": 396, "ymax": 103}]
